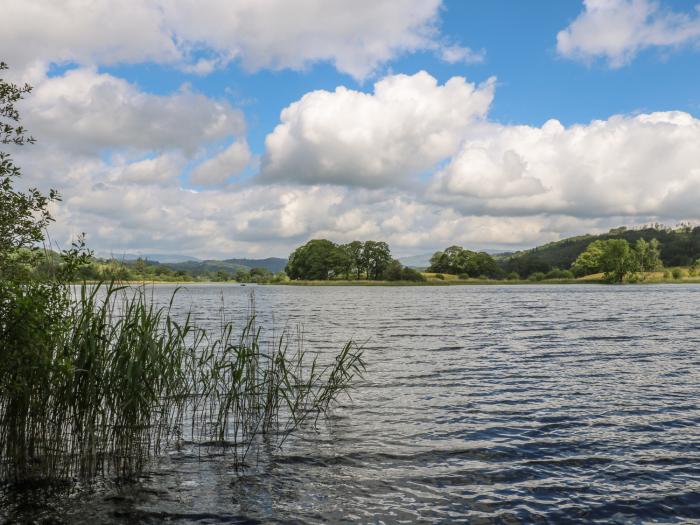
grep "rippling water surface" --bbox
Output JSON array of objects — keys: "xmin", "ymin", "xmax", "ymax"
[{"xmin": 3, "ymin": 284, "xmax": 700, "ymax": 523}]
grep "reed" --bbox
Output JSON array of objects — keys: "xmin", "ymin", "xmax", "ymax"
[{"xmin": 0, "ymin": 281, "xmax": 365, "ymax": 482}]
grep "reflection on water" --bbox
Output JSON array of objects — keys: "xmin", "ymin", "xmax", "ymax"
[{"xmin": 2, "ymin": 284, "xmax": 700, "ymax": 523}]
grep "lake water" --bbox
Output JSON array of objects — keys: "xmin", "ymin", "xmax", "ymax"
[{"xmin": 2, "ymin": 284, "xmax": 700, "ymax": 523}]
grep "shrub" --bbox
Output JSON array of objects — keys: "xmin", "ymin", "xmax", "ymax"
[
  {"xmin": 506, "ymin": 272, "xmax": 520, "ymax": 280},
  {"xmin": 400, "ymin": 267, "xmax": 426, "ymax": 281},
  {"xmin": 383, "ymin": 261, "xmax": 425, "ymax": 281},
  {"xmin": 528, "ymin": 272, "xmax": 545, "ymax": 282},
  {"xmin": 434, "ymin": 273, "xmax": 445, "ymax": 280},
  {"xmin": 672, "ymin": 268, "xmax": 683, "ymax": 280},
  {"xmin": 627, "ymin": 272, "xmax": 642, "ymax": 283},
  {"xmin": 544, "ymin": 268, "xmax": 573, "ymax": 280}
]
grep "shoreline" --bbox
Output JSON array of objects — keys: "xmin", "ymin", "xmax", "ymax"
[
  {"xmin": 276, "ymin": 279, "xmax": 700, "ymax": 286},
  {"xmin": 73, "ymin": 277, "xmax": 700, "ymax": 286}
]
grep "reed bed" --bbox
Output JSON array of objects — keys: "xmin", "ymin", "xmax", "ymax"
[{"xmin": 0, "ymin": 282, "xmax": 365, "ymax": 482}]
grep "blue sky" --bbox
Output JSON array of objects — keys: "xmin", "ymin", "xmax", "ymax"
[{"xmin": 4, "ymin": 0, "xmax": 700, "ymax": 257}]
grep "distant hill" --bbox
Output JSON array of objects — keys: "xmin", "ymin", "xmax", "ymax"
[
  {"xmin": 499, "ymin": 225, "xmax": 700, "ymax": 276},
  {"xmin": 225, "ymin": 258, "xmax": 287, "ymax": 273},
  {"xmin": 398, "ymin": 253, "xmax": 432, "ymax": 269},
  {"xmin": 107, "ymin": 253, "xmax": 201, "ymax": 264},
  {"xmin": 160, "ymin": 257, "xmax": 287, "ymax": 275}
]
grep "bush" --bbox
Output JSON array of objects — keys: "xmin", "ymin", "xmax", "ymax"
[
  {"xmin": 434, "ymin": 273, "xmax": 445, "ymax": 280},
  {"xmin": 383, "ymin": 261, "xmax": 425, "ymax": 281},
  {"xmin": 400, "ymin": 267, "xmax": 426, "ymax": 282},
  {"xmin": 672, "ymin": 268, "xmax": 683, "ymax": 280},
  {"xmin": 506, "ymin": 272, "xmax": 520, "ymax": 280},
  {"xmin": 627, "ymin": 272, "xmax": 642, "ymax": 283},
  {"xmin": 544, "ymin": 268, "xmax": 574, "ymax": 280},
  {"xmin": 528, "ymin": 272, "xmax": 545, "ymax": 282},
  {"xmin": 663, "ymin": 270, "xmax": 671, "ymax": 278}
]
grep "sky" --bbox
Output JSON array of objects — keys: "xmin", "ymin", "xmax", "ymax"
[{"xmin": 2, "ymin": 0, "xmax": 700, "ymax": 258}]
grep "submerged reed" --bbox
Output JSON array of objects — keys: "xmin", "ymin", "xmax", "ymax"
[{"xmin": 0, "ymin": 282, "xmax": 365, "ymax": 482}]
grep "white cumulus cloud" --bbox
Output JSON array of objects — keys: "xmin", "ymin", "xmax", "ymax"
[
  {"xmin": 22, "ymin": 68, "xmax": 245, "ymax": 156},
  {"xmin": 557, "ymin": 0, "xmax": 700, "ymax": 67},
  {"xmin": 429, "ymin": 111, "xmax": 700, "ymax": 218},
  {"xmin": 260, "ymin": 71, "xmax": 495, "ymax": 188}
]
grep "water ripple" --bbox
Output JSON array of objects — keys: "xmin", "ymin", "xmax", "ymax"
[{"xmin": 2, "ymin": 284, "xmax": 700, "ymax": 523}]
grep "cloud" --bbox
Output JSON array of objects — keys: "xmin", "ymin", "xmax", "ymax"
[
  {"xmin": 260, "ymin": 71, "xmax": 495, "ymax": 188},
  {"xmin": 27, "ymin": 72, "xmax": 700, "ymax": 259},
  {"xmin": 1, "ymin": 0, "xmax": 467, "ymax": 80},
  {"xmin": 110, "ymin": 153, "xmax": 186, "ymax": 186},
  {"xmin": 22, "ymin": 68, "xmax": 245, "ymax": 156},
  {"xmin": 429, "ymin": 111, "xmax": 700, "ymax": 218},
  {"xmin": 439, "ymin": 44, "xmax": 486, "ymax": 64},
  {"xmin": 44, "ymin": 168, "xmax": 612, "ymax": 258},
  {"xmin": 557, "ymin": 0, "xmax": 700, "ymax": 67},
  {"xmin": 8, "ymin": 66, "xmax": 256, "ymax": 254},
  {"xmin": 190, "ymin": 141, "xmax": 252, "ymax": 185},
  {"xmin": 8, "ymin": 56, "xmax": 700, "ymax": 260}
]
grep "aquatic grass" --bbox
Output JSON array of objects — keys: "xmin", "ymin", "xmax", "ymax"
[{"xmin": 0, "ymin": 281, "xmax": 364, "ymax": 482}]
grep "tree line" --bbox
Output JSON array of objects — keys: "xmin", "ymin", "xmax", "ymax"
[
  {"xmin": 501, "ymin": 225, "xmax": 700, "ymax": 278},
  {"xmin": 285, "ymin": 239, "xmax": 424, "ymax": 281}
]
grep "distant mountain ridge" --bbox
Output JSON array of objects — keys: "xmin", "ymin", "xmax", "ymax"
[
  {"xmin": 398, "ymin": 253, "xmax": 432, "ymax": 268},
  {"xmin": 105, "ymin": 253, "xmax": 201, "ymax": 264},
  {"xmin": 225, "ymin": 258, "xmax": 288, "ymax": 273},
  {"xmin": 160, "ymin": 257, "xmax": 287, "ymax": 275}
]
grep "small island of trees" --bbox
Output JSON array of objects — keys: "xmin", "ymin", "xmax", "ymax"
[{"xmin": 285, "ymin": 239, "xmax": 424, "ymax": 281}]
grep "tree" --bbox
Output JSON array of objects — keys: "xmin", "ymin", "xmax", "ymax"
[
  {"xmin": 502, "ymin": 253, "xmax": 550, "ymax": 278},
  {"xmin": 214, "ymin": 270, "xmax": 229, "ymax": 282},
  {"xmin": 344, "ymin": 240, "xmax": 365, "ymax": 279},
  {"xmin": 286, "ymin": 239, "xmax": 339, "ymax": 280},
  {"xmin": 637, "ymin": 238, "xmax": 661, "ymax": 272},
  {"xmin": 427, "ymin": 245, "xmax": 499, "ymax": 278},
  {"xmin": 571, "ymin": 240, "xmax": 606, "ymax": 277},
  {"xmin": 133, "ymin": 257, "xmax": 148, "ymax": 275},
  {"xmin": 472, "ymin": 252, "xmax": 500, "ymax": 278},
  {"xmin": 362, "ymin": 241, "xmax": 392, "ymax": 280},
  {"xmin": 383, "ymin": 259, "xmax": 425, "ymax": 281},
  {"xmin": 234, "ymin": 268, "xmax": 250, "ymax": 282},
  {"xmin": 383, "ymin": 259, "xmax": 403, "ymax": 281},
  {"xmin": 249, "ymin": 267, "xmax": 272, "ymax": 283},
  {"xmin": 599, "ymin": 239, "xmax": 634, "ymax": 283},
  {"xmin": 428, "ymin": 250, "xmax": 448, "ymax": 273},
  {"xmin": 330, "ymin": 245, "xmax": 352, "ymax": 279},
  {"xmin": 0, "ymin": 62, "xmax": 59, "ymax": 275}
]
